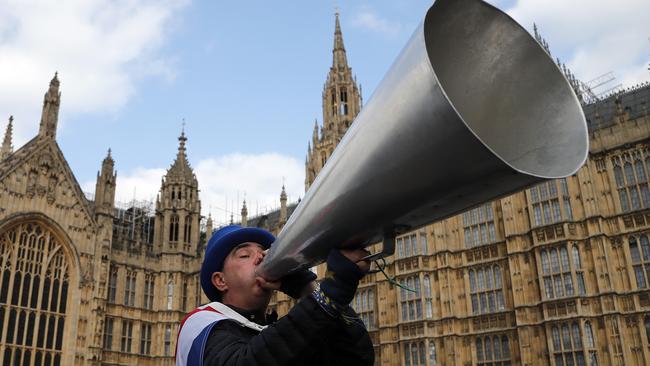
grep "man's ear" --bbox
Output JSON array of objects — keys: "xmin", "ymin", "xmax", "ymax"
[{"xmin": 211, "ymin": 272, "xmax": 228, "ymax": 292}]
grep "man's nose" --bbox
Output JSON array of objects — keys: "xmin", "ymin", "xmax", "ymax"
[{"xmin": 254, "ymin": 251, "xmax": 265, "ymax": 265}]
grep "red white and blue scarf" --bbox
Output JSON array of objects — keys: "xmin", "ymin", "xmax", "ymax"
[{"xmin": 175, "ymin": 302, "xmax": 266, "ymax": 366}]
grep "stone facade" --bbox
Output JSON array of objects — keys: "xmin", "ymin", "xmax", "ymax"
[{"xmin": 0, "ymin": 74, "xmax": 211, "ymax": 365}]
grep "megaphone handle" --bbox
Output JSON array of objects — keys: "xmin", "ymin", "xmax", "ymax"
[{"xmin": 360, "ymin": 234, "xmax": 396, "ymax": 263}]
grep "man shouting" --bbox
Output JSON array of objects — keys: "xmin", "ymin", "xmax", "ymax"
[{"xmin": 176, "ymin": 225, "xmax": 375, "ymax": 365}]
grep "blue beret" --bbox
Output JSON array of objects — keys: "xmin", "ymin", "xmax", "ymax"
[{"xmin": 200, "ymin": 225, "xmax": 276, "ymax": 301}]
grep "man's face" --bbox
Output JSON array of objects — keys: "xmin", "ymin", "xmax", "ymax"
[{"xmin": 217, "ymin": 242, "xmax": 272, "ymax": 308}]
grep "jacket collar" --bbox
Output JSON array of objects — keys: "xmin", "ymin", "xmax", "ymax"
[{"xmin": 205, "ymin": 302, "xmax": 267, "ymax": 332}]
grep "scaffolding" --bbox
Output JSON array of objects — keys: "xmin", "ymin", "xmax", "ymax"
[
  {"xmin": 112, "ymin": 199, "xmax": 156, "ymax": 256},
  {"xmin": 533, "ymin": 23, "xmax": 625, "ymax": 105}
]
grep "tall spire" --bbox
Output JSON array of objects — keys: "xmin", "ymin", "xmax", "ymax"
[
  {"xmin": 1, "ymin": 116, "xmax": 14, "ymax": 160},
  {"xmin": 332, "ymin": 11, "xmax": 348, "ymax": 69},
  {"xmin": 206, "ymin": 213, "xmax": 214, "ymax": 236},
  {"xmin": 306, "ymin": 9, "xmax": 362, "ymax": 190},
  {"xmin": 280, "ymin": 184, "xmax": 287, "ymax": 202},
  {"xmin": 95, "ymin": 147, "xmax": 117, "ymax": 215},
  {"xmin": 241, "ymin": 200, "xmax": 248, "ymax": 227},
  {"xmin": 39, "ymin": 72, "xmax": 61, "ymax": 139},
  {"xmin": 101, "ymin": 148, "xmax": 114, "ymax": 174},
  {"xmin": 167, "ymin": 127, "xmax": 194, "ymax": 180},
  {"xmin": 280, "ymin": 184, "xmax": 288, "ymax": 224}
]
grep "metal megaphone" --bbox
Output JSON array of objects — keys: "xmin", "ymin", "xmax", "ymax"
[{"xmin": 259, "ymin": 0, "xmax": 588, "ymax": 280}]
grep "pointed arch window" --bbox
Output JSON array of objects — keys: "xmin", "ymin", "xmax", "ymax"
[
  {"xmin": 0, "ymin": 222, "xmax": 70, "ymax": 365},
  {"xmin": 529, "ymin": 179, "xmax": 572, "ymax": 227},
  {"xmin": 403, "ymin": 341, "xmax": 428, "ymax": 366},
  {"xmin": 339, "ymin": 89, "xmax": 348, "ymax": 115},
  {"xmin": 463, "ymin": 203, "xmax": 496, "ymax": 247},
  {"xmin": 182, "ymin": 279, "xmax": 189, "ymax": 310},
  {"xmin": 396, "ymin": 230, "xmax": 428, "ymax": 258},
  {"xmin": 469, "ymin": 265, "xmax": 505, "ymax": 315},
  {"xmin": 103, "ymin": 317, "xmax": 114, "ymax": 350},
  {"xmin": 404, "ymin": 343, "xmax": 411, "ymax": 366},
  {"xmin": 550, "ymin": 321, "xmax": 595, "ymax": 366},
  {"xmin": 169, "ymin": 215, "xmax": 180, "ymax": 244},
  {"xmin": 613, "ymin": 152, "xmax": 650, "ymax": 212},
  {"xmin": 400, "ymin": 275, "xmax": 424, "ymax": 321},
  {"xmin": 164, "ymin": 325, "xmax": 172, "ymax": 356},
  {"xmin": 167, "ymin": 278, "xmax": 174, "ymax": 310},
  {"xmin": 428, "ymin": 340, "xmax": 437, "ymax": 365},
  {"xmin": 140, "ymin": 323, "xmax": 152, "ymax": 355},
  {"xmin": 184, "ymin": 216, "xmax": 192, "ymax": 245},
  {"xmin": 629, "ymin": 235, "xmax": 650, "ymax": 288},
  {"xmin": 120, "ymin": 320, "xmax": 133, "ymax": 353},
  {"xmin": 476, "ymin": 335, "xmax": 511, "ymax": 365},
  {"xmin": 108, "ymin": 266, "xmax": 118, "ymax": 303},
  {"xmin": 540, "ymin": 244, "xmax": 585, "ymax": 299},
  {"xmin": 424, "ymin": 275, "xmax": 433, "ymax": 318},
  {"xmin": 143, "ymin": 274, "xmax": 154, "ymax": 310},
  {"xmin": 124, "ymin": 271, "xmax": 136, "ymax": 307},
  {"xmin": 573, "ymin": 245, "xmax": 586, "ymax": 295}
]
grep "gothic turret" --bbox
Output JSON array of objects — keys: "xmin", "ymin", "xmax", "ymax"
[
  {"xmin": 39, "ymin": 73, "xmax": 61, "ymax": 139},
  {"xmin": 1, "ymin": 116, "xmax": 13, "ymax": 160},
  {"xmin": 154, "ymin": 128, "xmax": 201, "ymax": 254},
  {"xmin": 94, "ymin": 148, "xmax": 117, "ymax": 217},
  {"xmin": 305, "ymin": 11, "xmax": 362, "ymax": 190},
  {"xmin": 206, "ymin": 213, "xmax": 213, "ymax": 238},
  {"xmin": 279, "ymin": 185, "xmax": 288, "ymax": 225},
  {"xmin": 241, "ymin": 200, "xmax": 248, "ymax": 227}
]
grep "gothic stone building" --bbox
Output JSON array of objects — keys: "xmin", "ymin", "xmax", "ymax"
[{"xmin": 0, "ymin": 73, "xmax": 214, "ymax": 365}]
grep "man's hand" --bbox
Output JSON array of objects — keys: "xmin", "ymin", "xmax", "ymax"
[
  {"xmin": 319, "ymin": 247, "xmax": 371, "ymax": 307},
  {"xmin": 279, "ymin": 269, "xmax": 317, "ymax": 299},
  {"xmin": 256, "ymin": 277, "xmax": 281, "ymax": 291},
  {"xmin": 256, "ymin": 270, "xmax": 316, "ymax": 299},
  {"xmin": 338, "ymin": 248, "xmax": 372, "ymax": 273}
]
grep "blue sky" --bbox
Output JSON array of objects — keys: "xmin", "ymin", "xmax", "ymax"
[{"xmin": 1, "ymin": 0, "xmax": 648, "ymax": 225}]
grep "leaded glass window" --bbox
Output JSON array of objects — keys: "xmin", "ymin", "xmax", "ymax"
[
  {"xmin": 613, "ymin": 151, "xmax": 650, "ymax": 212},
  {"xmin": 140, "ymin": 323, "xmax": 152, "ymax": 355},
  {"xmin": 463, "ymin": 203, "xmax": 496, "ymax": 248},
  {"xmin": 540, "ymin": 245, "xmax": 584, "ymax": 299},
  {"xmin": 629, "ymin": 235, "xmax": 650, "ymax": 288},
  {"xmin": 476, "ymin": 335, "xmax": 511, "ymax": 365},
  {"xmin": 143, "ymin": 274, "xmax": 154, "ymax": 310},
  {"xmin": 469, "ymin": 265, "xmax": 505, "ymax": 315},
  {"xmin": 0, "ymin": 222, "xmax": 70, "ymax": 365},
  {"xmin": 167, "ymin": 278, "xmax": 174, "ymax": 310},
  {"xmin": 400, "ymin": 275, "xmax": 424, "ymax": 321},
  {"xmin": 550, "ymin": 321, "xmax": 594, "ymax": 366},
  {"xmin": 124, "ymin": 271, "xmax": 136, "ymax": 307},
  {"xmin": 397, "ymin": 230, "xmax": 428, "ymax": 258},
  {"xmin": 529, "ymin": 179, "xmax": 572, "ymax": 227}
]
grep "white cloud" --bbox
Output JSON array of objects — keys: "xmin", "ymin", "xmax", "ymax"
[
  {"xmin": 351, "ymin": 8, "xmax": 401, "ymax": 36},
  {"xmin": 491, "ymin": 0, "xmax": 650, "ymax": 91},
  {"xmin": 82, "ymin": 152, "xmax": 305, "ymax": 227},
  {"xmin": 195, "ymin": 153, "xmax": 304, "ymax": 226},
  {"xmin": 0, "ymin": 0, "xmax": 188, "ymax": 144}
]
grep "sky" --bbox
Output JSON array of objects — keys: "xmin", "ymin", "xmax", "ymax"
[{"xmin": 0, "ymin": 0, "xmax": 649, "ymax": 226}]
